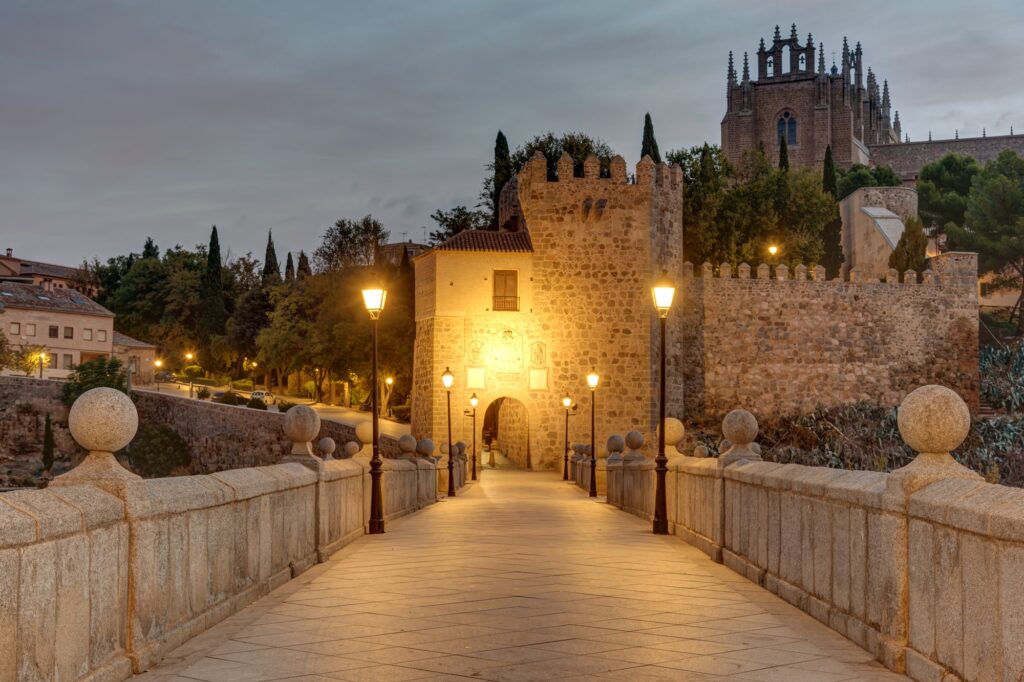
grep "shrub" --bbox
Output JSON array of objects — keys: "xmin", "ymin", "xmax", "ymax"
[
  {"xmin": 196, "ymin": 387, "xmax": 211, "ymax": 400},
  {"xmin": 276, "ymin": 400, "xmax": 296, "ymax": 412},
  {"xmin": 123, "ymin": 424, "xmax": 192, "ymax": 478},
  {"xmin": 216, "ymin": 391, "xmax": 244, "ymax": 406},
  {"xmin": 232, "ymin": 379, "xmax": 254, "ymax": 392},
  {"xmin": 246, "ymin": 397, "xmax": 268, "ymax": 410},
  {"xmin": 392, "ymin": 404, "xmax": 411, "ymax": 423},
  {"xmin": 62, "ymin": 357, "xmax": 127, "ymax": 406}
]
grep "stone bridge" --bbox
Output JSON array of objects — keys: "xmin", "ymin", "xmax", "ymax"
[{"xmin": 1, "ymin": 385, "xmax": 1021, "ymax": 681}]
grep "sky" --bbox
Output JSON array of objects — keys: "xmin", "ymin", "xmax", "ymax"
[{"xmin": 2, "ymin": 0, "xmax": 1022, "ymax": 267}]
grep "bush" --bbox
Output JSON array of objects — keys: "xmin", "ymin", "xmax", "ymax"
[
  {"xmin": 196, "ymin": 387, "xmax": 211, "ymax": 400},
  {"xmin": 232, "ymin": 379, "xmax": 254, "ymax": 392},
  {"xmin": 216, "ymin": 391, "xmax": 244, "ymax": 406},
  {"xmin": 392, "ymin": 405, "xmax": 411, "ymax": 423},
  {"xmin": 276, "ymin": 400, "xmax": 296, "ymax": 412},
  {"xmin": 62, "ymin": 357, "xmax": 127, "ymax": 406},
  {"xmin": 246, "ymin": 397, "xmax": 267, "ymax": 410},
  {"xmin": 123, "ymin": 424, "xmax": 192, "ymax": 478},
  {"xmin": 980, "ymin": 344, "xmax": 1024, "ymax": 412}
]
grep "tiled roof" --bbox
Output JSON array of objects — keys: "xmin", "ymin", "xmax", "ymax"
[
  {"xmin": 113, "ymin": 331, "xmax": 156, "ymax": 349},
  {"xmin": 436, "ymin": 230, "xmax": 533, "ymax": 253},
  {"xmin": 0, "ymin": 282, "xmax": 113, "ymax": 317}
]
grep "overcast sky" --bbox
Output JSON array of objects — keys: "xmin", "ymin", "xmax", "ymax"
[{"xmin": 2, "ymin": 0, "xmax": 1022, "ymax": 267}]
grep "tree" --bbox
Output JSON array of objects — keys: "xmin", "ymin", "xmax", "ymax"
[
  {"xmin": 428, "ymin": 206, "xmax": 489, "ymax": 246},
  {"xmin": 836, "ymin": 164, "xmax": 902, "ymax": 199},
  {"xmin": 296, "ymin": 251, "xmax": 312, "ymax": 279},
  {"xmin": 198, "ymin": 226, "xmax": 227, "ymax": 368},
  {"xmin": 0, "ymin": 332, "xmax": 13, "ymax": 371},
  {"xmin": 948, "ymin": 150, "xmax": 1024, "ymax": 331},
  {"xmin": 42, "ymin": 413, "xmax": 54, "ymax": 471},
  {"xmin": 509, "ymin": 131, "xmax": 615, "ymax": 180},
  {"xmin": 918, "ymin": 153, "xmax": 981, "ymax": 232},
  {"xmin": 285, "ymin": 252, "xmax": 295, "ymax": 283},
  {"xmin": 821, "ymin": 145, "xmax": 845, "ymax": 279},
  {"xmin": 491, "ymin": 131, "xmax": 513, "ymax": 229},
  {"xmin": 778, "ymin": 137, "xmax": 789, "ymax": 171},
  {"xmin": 61, "ymin": 356, "xmax": 127, "ymax": 406},
  {"xmin": 889, "ymin": 216, "xmax": 928, "ymax": 280},
  {"xmin": 15, "ymin": 344, "xmax": 47, "ymax": 376},
  {"xmin": 313, "ymin": 215, "xmax": 389, "ymax": 272},
  {"xmin": 641, "ymin": 113, "xmax": 662, "ymax": 164},
  {"xmin": 667, "ymin": 144, "xmax": 730, "ymax": 265},
  {"xmin": 142, "ymin": 237, "xmax": 160, "ymax": 260},
  {"xmin": 262, "ymin": 230, "xmax": 281, "ymax": 286},
  {"xmin": 124, "ymin": 424, "xmax": 191, "ymax": 477}
]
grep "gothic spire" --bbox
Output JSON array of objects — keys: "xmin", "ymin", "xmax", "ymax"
[
  {"xmin": 818, "ymin": 42, "xmax": 825, "ymax": 74},
  {"xmin": 728, "ymin": 51, "xmax": 736, "ymax": 83},
  {"xmin": 759, "ymin": 37, "xmax": 766, "ymax": 52},
  {"xmin": 774, "ymin": 25, "xmax": 781, "ymax": 42},
  {"xmin": 882, "ymin": 80, "xmax": 891, "ymax": 109},
  {"xmin": 742, "ymin": 52, "xmax": 750, "ymax": 82},
  {"xmin": 790, "ymin": 23, "xmax": 798, "ymax": 41}
]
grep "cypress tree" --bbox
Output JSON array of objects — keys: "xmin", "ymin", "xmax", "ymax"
[
  {"xmin": 641, "ymin": 113, "xmax": 662, "ymax": 163},
  {"xmin": 141, "ymin": 237, "xmax": 159, "ymax": 260},
  {"xmin": 296, "ymin": 251, "xmax": 312, "ymax": 279},
  {"xmin": 821, "ymin": 145, "xmax": 845, "ymax": 279},
  {"xmin": 284, "ymin": 252, "xmax": 295, "ymax": 283},
  {"xmin": 889, "ymin": 216, "xmax": 928, "ymax": 281},
  {"xmin": 492, "ymin": 131, "xmax": 512, "ymax": 229},
  {"xmin": 198, "ymin": 226, "xmax": 227, "ymax": 365},
  {"xmin": 42, "ymin": 413, "xmax": 54, "ymax": 471},
  {"xmin": 262, "ymin": 230, "xmax": 281, "ymax": 286},
  {"xmin": 778, "ymin": 137, "xmax": 789, "ymax": 171}
]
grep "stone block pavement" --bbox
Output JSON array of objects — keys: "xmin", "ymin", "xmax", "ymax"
[{"xmin": 137, "ymin": 471, "xmax": 906, "ymax": 681}]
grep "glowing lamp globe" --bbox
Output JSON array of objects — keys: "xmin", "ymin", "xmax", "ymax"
[
  {"xmin": 469, "ymin": 393, "xmax": 479, "ymax": 408},
  {"xmin": 651, "ymin": 274, "xmax": 676, "ymax": 318},
  {"xmin": 441, "ymin": 367, "xmax": 454, "ymax": 390},
  {"xmin": 562, "ymin": 394, "xmax": 572, "ymax": 409},
  {"xmin": 361, "ymin": 287, "xmax": 387, "ymax": 319},
  {"xmin": 586, "ymin": 370, "xmax": 600, "ymax": 391}
]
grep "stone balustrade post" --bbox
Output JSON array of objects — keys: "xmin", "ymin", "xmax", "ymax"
[
  {"xmin": 398, "ymin": 434, "xmax": 417, "ymax": 461},
  {"xmin": 623, "ymin": 431, "xmax": 645, "ymax": 462},
  {"xmin": 318, "ymin": 437, "xmax": 336, "ymax": 461},
  {"xmin": 281, "ymin": 406, "xmax": 323, "ymax": 472},
  {"xmin": 605, "ymin": 435, "xmax": 625, "ymax": 506},
  {"xmin": 718, "ymin": 409, "xmax": 762, "ymax": 468}
]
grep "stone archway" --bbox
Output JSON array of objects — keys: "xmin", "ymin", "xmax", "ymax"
[{"xmin": 482, "ymin": 397, "xmax": 531, "ymax": 469}]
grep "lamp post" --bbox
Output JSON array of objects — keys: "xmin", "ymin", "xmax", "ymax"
[
  {"xmin": 384, "ymin": 376, "xmax": 394, "ymax": 417},
  {"xmin": 562, "ymin": 394, "xmax": 573, "ymax": 481},
  {"xmin": 768, "ymin": 244, "xmax": 779, "ymax": 265},
  {"xmin": 586, "ymin": 370, "xmax": 599, "ymax": 497},
  {"xmin": 469, "ymin": 393, "xmax": 478, "ymax": 481},
  {"xmin": 38, "ymin": 351, "xmax": 46, "ymax": 379},
  {"xmin": 362, "ymin": 284, "xmax": 388, "ymax": 534},
  {"xmin": 185, "ymin": 352, "xmax": 195, "ymax": 398},
  {"xmin": 442, "ymin": 367, "xmax": 455, "ymax": 497},
  {"xmin": 652, "ymin": 274, "xmax": 676, "ymax": 535},
  {"xmin": 154, "ymin": 359, "xmax": 163, "ymax": 392}
]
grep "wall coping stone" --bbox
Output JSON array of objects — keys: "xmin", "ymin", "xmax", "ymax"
[
  {"xmin": 322, "ymin": 459, "xmax": 364, "ymax": 481},
  {"xmin": 48, "ymin": 485, "xmax": 126, "ymax": 529},
  {"xmin": 908, "ymin": 477, "xmax": 1008, "ymax": 532},
  {"xmin": 209, "ymin": 466, "xmax": 293, "ymax": 500},
  {"xmin": 0, "ymin": 497, "xmax": 43, "ymax": 546},
  {"xmin": 0, "ymin": 488, "xmax": 87, "ymax": 540},
  {"xmin": 676, "ymin": 456, "xmax": 723, "ymax": 477}
]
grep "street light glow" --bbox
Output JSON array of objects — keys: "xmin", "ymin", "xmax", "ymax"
[
  {"xmin": 768, "ymin": 244, "xmax": 779, "ymax": 256},
  {"xmin": 562, "ymin": 394, "xmax": 572, "ymax": 409},
  {"xmin": 587, "ymin": 369, "xmax": 600, "ymax": 390},
  {"xmin": 651, "ymin": 273, "xmax": 676, "ymax": 319},
  {"xmin": 441, "ymin": 367, "xmax": 454, "ymax": 390},
  {"xmin": 385, "ymin": 376, "xmax": 393, "ymax": 386},
  {"xmin": 154, "ymin": 359, "xmax": 163, "ymax": 368},
  {"xmin": 361, "ymin": 287, "xmax": 387, "ymax": 320},
  {"xmin": 469, "ymin": 393, "xmax": 478, "ymax": 408}
]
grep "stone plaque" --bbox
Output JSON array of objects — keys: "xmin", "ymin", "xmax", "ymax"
[
  {"xmin": 466, "ymin": 367, "xmax": 485, "ymax": 389},
  {"xmin": 529, "ymin": 368, "xmax": 548, "ymax": 391}
]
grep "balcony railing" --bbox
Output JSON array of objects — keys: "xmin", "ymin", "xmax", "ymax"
[{"xmin": 492, "ymin": 296, "xmax": 520, "ymax": 311}]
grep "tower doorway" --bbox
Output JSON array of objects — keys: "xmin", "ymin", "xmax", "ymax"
[{"xmin": 482, "ymin": 397, "xmax": 531, "ymax": 470}]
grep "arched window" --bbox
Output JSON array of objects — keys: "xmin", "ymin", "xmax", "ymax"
[
  {"xmin": 777, "ymin": 111, "xmax": 797, "ymax": 145},
  {"xmin": 799, "ymin": 54, "xmax": 806, "ymax": 70},
  {"xmin": 766, "ymin": 56, "xmax": 774, "ymax": 72}
]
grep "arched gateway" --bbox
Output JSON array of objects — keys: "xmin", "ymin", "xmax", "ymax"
[{"xmin": 482, "ymin": 396, "xmax": 531, "ymax": 469}]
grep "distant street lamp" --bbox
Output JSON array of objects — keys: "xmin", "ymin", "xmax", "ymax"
[
  {"xmin": 587, "ymin": 369, "xmax": 600, "ymax": 498},
  {"xmin": 652, "ymin": 273, "xmax": 676, "ymax": 535},
  {"xmin": 562, "ymin": 394, "xmax": 573, "ymax": 481},
  {"xmin": 442, "ymin": 367, "xmax": 455, "ymax": 497},
  {"xmin": 361, "ymin": 284, "xmax": 388, "ymax": 534},
  {"xmin": 469, "ymin": 393, "xmax": 478, "ymax": 481},
  {"xmin": 383, "ymin": 375, "xmax": 394, "ymax": 418},
  {"xmin": 185, "ymin": 352, "xmax": 195, "ymax": 397},
  {"xmin": 154, "ymin": 359, "xmax": 163, "ymax": 392},
  {"xmin": 38, "ymin": 351, "xmax": 47, "ymax": 379},
  {"xmin": 768, "ymin": 244, "xmax": 779, "ymax": 265}
]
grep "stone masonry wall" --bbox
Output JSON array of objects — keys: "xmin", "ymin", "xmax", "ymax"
[
  {"xmin": 0, "ymin": 376, "xmax": 85, "ymax": 487},
  {"xmin": 496, "ymin": 397, "xmax": 530, "ymax": 468},
  {"xmin": 681, "ymin": 254, "xmax": 979, "ymax": 418},
  {"xmin": 869, "ymin": 134, "xmax": 1024, "ymax": 179}
]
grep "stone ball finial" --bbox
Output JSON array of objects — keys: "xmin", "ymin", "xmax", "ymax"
[
  {"xmin": 399, "ymin": 434, "xmax": 417, "ymax": 453},
  {"xmin": 659, "ymin": 418, "xmax": 685, "ymax": 447},
  {"xmin": 607, "ymin": 434, "xmax": 625, "ymax": 453},
  {"xmin": 455, "ymin": 441, "xmax": 466, "ymax": 456},
  {"xmin": 625, "ymin": 431, "xmax": 644, "ymax": 450},
  {"xmin": 343, "ymin": 441, "xmax": 360, "ymax": 458},
  {"xmin": 318, "ymin": 437, "xmax": 336, "ymax": 459},
  {"xmin": 416, "ymin": 438, "xmax": 435, "ymax": 456},
  {"xmin": 68, "ymin": 387, "xmax": 138, "ymax": 453},
  {"xmin": 898, "ymin": 385, "xmax": 971, "ymax": 454},
  {"xmin": 355, "ymin": 421, "xmax": 373, "ymax": 445},
  {"xmin": 283, "ymin": 405, "xmax": 320, "ymax": 444},
  {"xmin": 722, "ymin": 410, "xmax": 758, "ymax": 446},
  {"xmin": 693, "ymin": 444, "xmax": 710, "ymax": 458}
]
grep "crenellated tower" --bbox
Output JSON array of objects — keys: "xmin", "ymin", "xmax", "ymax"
[{"xmin": 722, "ymin": 25, "xmax": 900, "ymax": 171}]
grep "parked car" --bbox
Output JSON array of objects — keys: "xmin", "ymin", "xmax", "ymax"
[
  {"xmin": 155, "ymin": 371, "xmax": 174, "ymax": 383},
  {"xmin": 250, "ymin": 390, "xmax": 275, "ymax": 404},
  {"xmin": 212, "ymin": 391, "xmax": 225, "ymax": 400}
]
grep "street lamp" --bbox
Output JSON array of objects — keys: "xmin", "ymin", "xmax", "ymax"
[
  {"xmin": 652, "ymin": 273, "xmax": 676, "ymax": 535},
  {"xmin": 586, "ymin": 369, "xmax": 600, "ymax": 497},
  {"xmin": 562, "ymin": 394, "xmax": 573, "ymax": 481},
  {"xmin": 361, "ymin": 283, "xmax": 387, "ymax": 534},
  {"xmin": 469, "ymin": 393, "xmax": 478, "ymax": 481},
  {"xmin": 768, "ymin": 244, "xmax": 779, "ymax": 265},
  {"xmin": 442, "ymin": 367, "xmax": 455, "ymax": 497},
  {"xmin": 185, "ymin": 352, "xmax": 195, "ymax": 398},
  {"xmin": 154, "ymin": 359, "xmax": 163, "ymax": 392},
  {"xmin": 383, "ymin": 375, "xmax": 394, "ymax": 417},
  {"xmin": 38, "ymin": 351, "xmax": 47, "ymax": 379}
]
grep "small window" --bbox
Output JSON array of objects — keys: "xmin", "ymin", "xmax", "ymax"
[
  {"xmin": 48, "ymin": 325, "xmax": 59, "ymax": 338},
  {"xmin": 63, "ymin": 326, "xmax": 73, "ymax": 339},
  {"xmin": 492, "ymin": 270, "xmax": 519, "ymax": 311},
  {"xmin": 84, "ymin": 328, "xmax": 93, "ymax": 341},
  {"xmin": 9, "ymin": 322, "xmax": 19, "ymax": 335},
  {"xmin": 47, "ymin": 354, "xmax": 57, "ymax": 369},
  {"xmin": 63, "ymin": 354, "xmax": 73, "ymax": 369},
  {"xmin": 97, "ymin": 329, "xmax": 107, "ymax": 342},
  {"xmin": 799, "ymin": 54, "xmax": 806, "ymax": 70},
  {"xmin": 25, "ymin": 323, "xmax": 35, "ymax": 336},
  {"xmin": 766, "ymin": 56, "xmax": 774, "ymax": 71},
  {"xmin": 777, "ymin": 111, "xmax": 797, "ymax": 146}
]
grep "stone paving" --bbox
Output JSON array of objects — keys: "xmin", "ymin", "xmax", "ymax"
[{"xmin": 138, "ymin": 470, "xmax": 907, "ymax": 681}]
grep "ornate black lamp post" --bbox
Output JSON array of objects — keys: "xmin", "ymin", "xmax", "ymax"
[
  {"xmin": 362, "ymin": 284, "xmax": 388, "ymax": 534},
  {"xmin": 586, "ymin": 370, "xmax": 599, "ymax": 497},
  {"xmin": 651, "ymin": 274, "xmax": 676, "ymax": 535},
  {"xmin": 469, "ymin": 393, "xmax": 478, "ymax": 481},
  {"xmin": 442, "ymin": 367, "xmax": 455, "ymax": 497},
  {"xmin": 562, "ymin": 394, "xmax": 573, "ymax": 481}
]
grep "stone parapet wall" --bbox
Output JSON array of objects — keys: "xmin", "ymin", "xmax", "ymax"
[
  {"xmin": 680, "ymin": 254, "xmax": 979, "ymax": 418},
  {"xmin": 869, "ymin": 134, "xmax": 1024, "ymax": 179},
  {"xmin": 1, "ymin": 456, "xmax": 438, "ymax": 680}
]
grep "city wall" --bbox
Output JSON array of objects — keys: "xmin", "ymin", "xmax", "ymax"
[
  {"xmin": 680, "ymin": 253, "xmax": 979, "ymax": 419},
  {"xmin": 869, "ymin": 133, "xmax": 1024, "ymax": 180},
  {"xmin": 0, "ymin": 396, "xmax": 440, "ymax": 681}
]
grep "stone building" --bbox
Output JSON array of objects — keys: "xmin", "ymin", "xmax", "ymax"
[
  {"xmin": 412, "ymin": 151, "xmax": 684, "ymax": 469},
  {"xmin": 839, "ymin": 186, "xmax": 918, "ymax": 280}
]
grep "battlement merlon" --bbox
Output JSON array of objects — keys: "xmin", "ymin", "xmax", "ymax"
[{"xmin": 514, "ymin": 150, "xmax": 683, "ymax": 191}]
